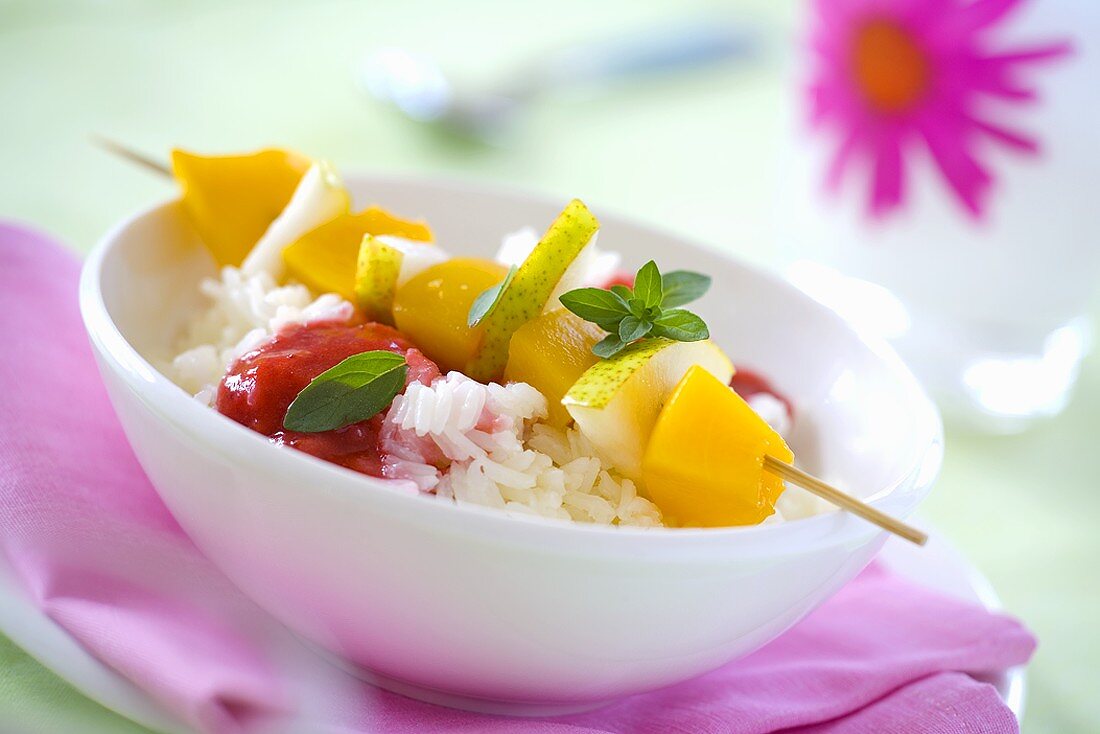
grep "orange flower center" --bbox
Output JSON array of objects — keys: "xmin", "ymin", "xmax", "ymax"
[{"xmin": 851, "ymin": 20, "xmax": 929, "ymax": 113}]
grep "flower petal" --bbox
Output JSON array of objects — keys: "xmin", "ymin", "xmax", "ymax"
[
  {"xmin": 869, "ymin": 132, "xmax": 906, "ymax": 217},
  {"xmin": 982, "ymin": 42, "xmax": 1075, "ymax": 67},
  {"xmin": 946, "ymin": 0, "xmax": 1024, "ymax": 38},
  {"xmin": 919, "ymin": 115, "xmax": 992, "ymax": 218},
  {"xmin": 970, "ymin": 116, "xmax": 1039, "ymax": 154},
  {"xmin": 826, "ymin": 123, "xmax": 865, "ymax": 193}
]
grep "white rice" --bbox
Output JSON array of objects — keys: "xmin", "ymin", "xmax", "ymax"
[
  {"xmin": 382, "ymin": 372, "xmax": 662, "ymax": 526},
  {"xmin": 747, "ymin": 393, "xmax": 792, "ymax": 440}
]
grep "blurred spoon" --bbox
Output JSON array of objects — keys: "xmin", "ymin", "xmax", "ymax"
[{"xmin": 360, "ymin": 19, "xmax": 761, "ymax": 142}]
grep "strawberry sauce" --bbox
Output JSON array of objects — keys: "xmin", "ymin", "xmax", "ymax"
[
  {"xmin": 730, "ymin": 368, "xmax": 794, "ymax": 421},
  {"xmin": 217, "ymin": 321, "xmax": 440, "ymax": 476}
]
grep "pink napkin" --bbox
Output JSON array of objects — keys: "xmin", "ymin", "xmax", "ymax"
[{"xmin": 0, "ymin": 222, "xmax": 1035, "ymax": 734}]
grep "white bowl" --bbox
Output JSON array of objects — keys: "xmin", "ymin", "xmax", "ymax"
[{"xmin": 80, "ymin": 174, "xmax": 942, "ymax": 715}]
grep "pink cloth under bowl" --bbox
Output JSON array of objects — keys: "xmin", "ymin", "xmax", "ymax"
[{"xmin": 0, "ymin": 222, "xmax": 1035, "ymax": 734}]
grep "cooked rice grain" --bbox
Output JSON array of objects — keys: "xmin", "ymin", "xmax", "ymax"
[{"xmin": 383, "ymin": 373, "xmax": 662, "ymax": 527}]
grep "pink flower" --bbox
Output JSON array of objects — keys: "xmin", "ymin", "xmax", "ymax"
[{"xmin": 806, "ymin": 0, "xmax": 1071, "ymax": 219}]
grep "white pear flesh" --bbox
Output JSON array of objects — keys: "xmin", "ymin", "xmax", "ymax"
[
  {"xmin": 378, "ymin": 234, "xmax": 449, "ymax": 286},
  {"xmin": 563, "ymin": 338, "xmax": 735, "ymax": 480},
  {"xmin": 240, "ymin": 160, "xmax": 350, "ymax": 279}
]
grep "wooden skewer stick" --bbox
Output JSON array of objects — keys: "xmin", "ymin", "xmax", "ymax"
[
  {"xmin": 95, "ymin": 137, "xmax": 930, "ymax": 547},
  {"xmin": 764, "ymin": 455, "xmax": 927, "ymax": 546},
  {"xmin": 92, "ymin": 135, "xmax": 171, "ymax": 177}
]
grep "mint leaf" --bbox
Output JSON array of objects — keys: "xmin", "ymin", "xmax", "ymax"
[
  {"xmin": 559, "ymin": 287, "xmax": 631, "ymax": 324},
  {"xmin": 562, "ymin": 262, "xmax": 712, "ymax": 360},
  {"xmin": 592, "ymin": 334, "xmax": 627, "ymax": 358},
  {"xmin": 595, "ymin": 319, "xmax": 625, "ymax": 333},
  {"xmin": 660, "ymin": 270, "xmax": 711, "ymax": 308},
  {"xmin": 633, "ymin": 260, "xmax": 663, "ymax": 309},
  {"xmin": 468, "ymin": 265, "xmax": 518, "ymax": 327},
  {"xmin": 284, "ymin": 351, "xmax": 407, "ymax": 433},
  {"xmin": 610, "ymin": 284, "xmax": 633, "ymax": 301},
  {"xmin": 618, "ymin": 315, "xmax": 652, "ymax": 343},
  {"xmin": 650, "ymin": 309, "xmax": 709, "ymax": 342}
]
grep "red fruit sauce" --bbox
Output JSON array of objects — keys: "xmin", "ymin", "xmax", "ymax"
[
  {"xmin": 217, "ymin": 320, "xmax": 440, "ymax": 476},
  {"xmin": 600, "ymin": 271, "xmax": 636, "ymax": 289},
  {"xmin": 730, "ymin": 368, "xmax": 794, "ymax": 421}
]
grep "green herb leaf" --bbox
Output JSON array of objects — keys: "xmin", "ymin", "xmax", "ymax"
[
  {"xmin": 467, "ymin": 265, "xmax": 518, "ymax": 327},
  {"xmin": 627, "ymin": 297, "xmax": 648, "ymax": 319},
  {"xmin": 618, "ymin": 315, "xmax": 652, "ymax": 343},
  {"xmin": 595, "ymin": 319, "xmax": 625, "ymax": 333},
  {"xmin": 649, "ymin": 309, "xmax": 710, "ymax": 342},
  {"xmin": 610, "ymin": 284, "xmax": 633, "ymax": 301},
  {"xmin": 562, "ymin": 261, "xmax": 712, "ymax": 360},
  {"xmin": 559, "ymin": 287, "xmax": 631, "ymax": 324},
  {"xmin": 284, "ymin": 351, "xmax": 407, "ymax": 433},
  {"xmin": 660, "ymin": 270, "xmax": 711, "ymax": 308},
  {"xmin": 633, "ymin": 260, "xmax": 663, "ymax": 309},
  {"xmin": 592, "ymin": 333, "xmax": 627, "ymax": 358}
]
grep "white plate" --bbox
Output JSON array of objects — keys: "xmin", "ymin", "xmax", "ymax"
[{"xmin": 0, "ymin": 523, "xmax": 1023, "ymax": 733}]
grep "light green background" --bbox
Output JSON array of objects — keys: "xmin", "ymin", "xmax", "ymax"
[{"xmin": 1, "ymin": 2, "xmax": 1096, "ymax": 732}]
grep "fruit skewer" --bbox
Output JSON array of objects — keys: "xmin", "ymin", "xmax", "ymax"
[{"xmin": 94, "ymin": 137, "xmax": 928, "ymax": 546}]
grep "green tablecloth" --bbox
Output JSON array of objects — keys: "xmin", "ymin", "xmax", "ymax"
[{"xmin": 1, "ymin": 2, "xmax": 1096, "ymax": 731}]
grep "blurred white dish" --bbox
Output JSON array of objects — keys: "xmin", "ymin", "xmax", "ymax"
[{"xmin": 80, "ymin": 174, "xmax": 942, "ymax": 714}]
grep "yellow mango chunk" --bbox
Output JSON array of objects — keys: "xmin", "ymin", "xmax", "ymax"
[
  {"xmin": 171, "ymin": 147, "xmax": 311, "ymax": 266},
  {"xmin": 392, "ymin": 258, "xmax": 508, "ymax": 373},
  {"xmin": 642, "ymin": 365, "xmax": 793, "ymax": 527},
  {"xmin": 282, "ymin": 207, "xmax": 433, "ymax": 299},
  {"xmin": 504, "ymin": 311, "xmax": 604, "ymax": 427}
]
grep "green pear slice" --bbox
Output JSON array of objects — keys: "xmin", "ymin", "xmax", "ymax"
[
  {"xmin": 355, "ymin": 235, "xmax": 403, "ymax": 324},
  {"xmin": 563, "ymin": 338, "xmax": 734, "ymax": 479},
  {"xmin": 466, "ymin": 199, "xmax": 599, "ymax": 382},
  {"xmin": 355, "ymin": 234, "xmax": 448, "ymax": 325},
  {"xmin": 241, "ymin": 160, "xmax": 349, "ymax": 279}
]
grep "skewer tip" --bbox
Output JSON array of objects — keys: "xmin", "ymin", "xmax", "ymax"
[
  {"xmin": 763, "ymin": 455, "xmax": 928, "ymax": 547},
  {"xmin": 92, "ymin": 135, "xmax": 171, "ymax": 177}
]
